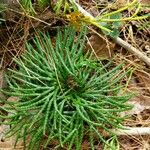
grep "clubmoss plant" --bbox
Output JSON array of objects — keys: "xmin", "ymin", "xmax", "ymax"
[{"xmin": 0, "ymin": 27, "xmax": 132, "ymax": 149}]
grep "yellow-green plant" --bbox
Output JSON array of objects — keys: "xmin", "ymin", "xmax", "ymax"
[
  {"xmin": 68, "ymin": 0, "xmax": 149, "ymax": 38},
  {"xmin": 0, "ymin": 27, "xmax": 132, "ymax": 149},
  {"xmin": 17, "ymin": 0, "xmax": 149, "ymax": 38}
]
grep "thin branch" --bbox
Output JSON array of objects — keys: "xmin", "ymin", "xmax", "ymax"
[
  {"xmin": 114, "ymin": 37, "xmax": 150, "ymax": 66},
  {"xmin": 112, "ymin": 127, "xmax": 150, "ymax": 136}
]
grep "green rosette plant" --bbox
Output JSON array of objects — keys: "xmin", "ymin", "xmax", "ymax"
[{"xmin": 0, "ymin": 27, "xmax": 132, "ymax": 150}]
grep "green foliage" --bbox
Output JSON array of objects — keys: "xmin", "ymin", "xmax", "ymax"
[
  {"xmin": 53, "ymin": 0, "xmax": 77, "ymax": 14},
  {"xmin": 104, "ymin": 136, "xmax": 120, "ymax": 150},
  {"xmin": 99, "ymin": 13, "xmax": 123, "ymax": 38},
  {"xmin": 0, "ymin": 2, "xmax": 7, "ymax": 11},
  {"xmin": 20, "ymin": 0, "xmax": 50, "ymax": 14},
  {"xmin": 19, "ymin": 0, "xmax": 75, "ymax": 14},
  {"xmin": 20, "ymin": 0, "xmax": 36, "ymax": 14},
  {"xmin": 0, "ymin": 2, "xmax": 7, "ymax": 23},
  {"xmin": 0, "ymin": 27, "xmax": 132, "ymax": 149},
  {"xmin": 53, "ymin": 0, "xmax": 69, "ymax": 14},
  {"xmin": 37, "ymin": 0, "xmax": 49, "ymax": 8}
]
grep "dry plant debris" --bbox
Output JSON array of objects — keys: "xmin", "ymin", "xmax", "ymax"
[{"xmin": 86, "ymin": 32, "xmax": 115, "ymax": 59}]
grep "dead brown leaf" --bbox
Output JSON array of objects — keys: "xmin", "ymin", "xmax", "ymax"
[
  {"xmin": 0, "ymin": 124, "xmax": 23, "ymax": 150},
  {"xmin": 136, "ymin": 71, "xmax": 150, "ymax": 94},
  {"xmin": 87, "ymin": 34, "xmax": 115, "ymax": 59}
]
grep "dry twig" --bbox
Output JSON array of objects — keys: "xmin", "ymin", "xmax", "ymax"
[{"xmin": 112, "ymin": 127, "xmax": 150, "ymax": 136}]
